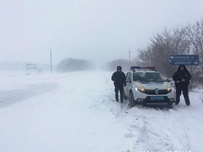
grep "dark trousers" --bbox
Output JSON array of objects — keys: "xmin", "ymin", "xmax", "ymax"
[
  {"xmin": 115, "ymin": 86, "xmax": 124, "ymax": 102},
  {"xmin": 176, "ymin": 85, "xmax": 190, "ymax": 105}
]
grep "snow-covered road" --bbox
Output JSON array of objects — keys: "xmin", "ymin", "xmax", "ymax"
[{"xmin": 0, "ymin": 71, "xmax": 202, "ymax": 152}]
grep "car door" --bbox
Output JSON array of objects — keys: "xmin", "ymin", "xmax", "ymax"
[{"xmin": 124, "ymin": 72, "xmax": 132, "ymax": 97}]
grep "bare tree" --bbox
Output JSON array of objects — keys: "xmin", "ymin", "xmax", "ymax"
[
  {"xmin": 57, "ymin": 58, "xmax": 93, "ymax": 72},
  {"xmin": 186, "ymin": 20, "xmax": 203, "ymax": 72},
  {"xmin": 186, "ymin": 20, "xmax": 203, "ymax": 87},
  {"xmin": 136, "ymin": 28, "xmax": 190, "ymax": 77},
  {"xmin": 133, "ymin": 47, "xmax": 153, "ymax": 66},
  {"xmin": 133, "ymin": 20, "xmax": 203, "ymax": 90}
]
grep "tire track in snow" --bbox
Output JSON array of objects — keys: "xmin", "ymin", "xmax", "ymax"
[
  {"xmin": 132, "ymin": 114, "xmax": 167, "ymax": 151},
  {"xmin": 0, "ymin": 83, "xmax": 58, "ymax": 107},
  {"xmin": 161, "ymin": 109, "xmax": 192, "ymax": 151},
  {"xmin": 135, "ymin": 116, "xmax": 149, "ymax": 145},
  {"xmin": 113, "ymin": 106, "xmax": 181, "ymax": 151}
]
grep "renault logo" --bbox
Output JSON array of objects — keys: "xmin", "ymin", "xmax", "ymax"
[{"xmin": 155, "ymin": 88, "xmax": 159, "ymax": 94}]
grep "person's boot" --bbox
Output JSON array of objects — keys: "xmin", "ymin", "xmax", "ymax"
[
  {"xmin": 185, "ymin": 98, "xmax": 190, "ymax": 106},
  {"xmin": 175, "ymin": 97, "xmax": 180, "ymax": 105},
  {"xmin": 120, "ymin": 93, "xmax": 123, "ymax": 103},
  {"xmin": 183, "ymin": 93, "xmax": 190, "ymax": 106},
  {"xmin": 175, "ymin": 100, "xmax": 180, "ymax": 105},
  {"xmin": 115, "ymin": 94, "xmax": 119, "ymax": 102},
  {"xmin": 120, "ymin": 98, "xmax": 123, "ymax": 103}
]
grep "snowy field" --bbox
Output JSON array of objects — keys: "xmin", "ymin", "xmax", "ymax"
[{"xmin": 0, "ymin": 71, "xmax": 203, "ymax": 152}]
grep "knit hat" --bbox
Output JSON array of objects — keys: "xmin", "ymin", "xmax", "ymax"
[{"xmin": 117, "ymin": 66, "xmax": 122, "ymax": 70}]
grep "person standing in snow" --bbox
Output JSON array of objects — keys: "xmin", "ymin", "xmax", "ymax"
[
  {"xmin": 111, "ymin": 66, "xmax": 126, "ymax": 103},
  {"xmin": 172, "ymin": 64, "xmax": 192, "ymax": 106}
]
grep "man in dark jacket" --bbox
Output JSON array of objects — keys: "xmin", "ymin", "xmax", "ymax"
[
  {"xmin": 172, "ymin": 64, "xmax": 192, "ymax": 105},
  {"xmin": 111, "ymin": 66, "xmax": 126, "ymax": 102}
]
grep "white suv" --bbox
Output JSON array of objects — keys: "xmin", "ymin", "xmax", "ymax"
[{"xmin": 124, "ymin": 66, "xmax": 175, "ymax": 107}]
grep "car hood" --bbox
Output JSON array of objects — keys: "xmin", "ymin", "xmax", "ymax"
[{"xmin": 134, "ymin": 81, "xmax": 171, "ymax": 90}]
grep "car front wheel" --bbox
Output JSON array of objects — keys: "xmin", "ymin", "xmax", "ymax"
[{"xmin": 129, "ymin": 92, "xmax": 136, "ymax": 107}]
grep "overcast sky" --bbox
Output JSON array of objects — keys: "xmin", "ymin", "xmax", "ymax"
[{"xmin": 1, "ymin": 0, "xmax": 203, "ymax": 66}]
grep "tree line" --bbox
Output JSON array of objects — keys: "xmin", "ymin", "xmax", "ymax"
[{"xmin": 57, "ymin": 58, "xmax": 93, "ymax": 72}]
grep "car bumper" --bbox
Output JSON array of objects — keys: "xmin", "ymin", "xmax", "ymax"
[
  {"xmin": 134, "ymin": 92, "xmax": 175, "ymax": 105},
  {"xmin": 141, "ymin": 96, "xmax": 175, "ymax": 105}
]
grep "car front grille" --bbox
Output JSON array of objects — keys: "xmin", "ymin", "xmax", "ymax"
[{"xmin": 144, "ymin": 89, "xmax": 168, "ymax": 95}]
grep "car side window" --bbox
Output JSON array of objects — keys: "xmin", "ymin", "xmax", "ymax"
[
  {"xmin": 126, "ymin": 72, "xmax": 131, "ymax": 82},
  {"xmin": 133, "ymin": 74, "xmax": 141, "ymax": 81},
  {"xmin": 133, "ymin": 72, "xmax": 144, "ymax": 81},
  {"xmin": 126, "ymin": 73, "xmax": 129, "ymax": 81}
]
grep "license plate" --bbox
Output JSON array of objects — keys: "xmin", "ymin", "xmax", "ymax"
[{"xmin": 150, "ymin": 96, "xmax": 164, "ymax": 100}]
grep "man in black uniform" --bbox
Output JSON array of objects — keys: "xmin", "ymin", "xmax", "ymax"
[
  {"xmin": 111, "ymin": 66, "xmax": 126, "ymax": 102},
  {"xmin": 172, "ymin": 64, "xmax": 192, "ymax": 105}
]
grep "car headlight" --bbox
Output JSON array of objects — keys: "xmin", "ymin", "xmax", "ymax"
[
  {"xmin": 135, "ymin": 87, "xmax": 145, "ymax": 93},
  {"xmin": 167, "ymin": 87, "xmax": 172, "ymax": 93}
]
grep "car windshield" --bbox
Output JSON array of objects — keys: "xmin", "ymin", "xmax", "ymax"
[{"xmin": 133, "ymin": 72, "xmax": 164, "ymax": 82}]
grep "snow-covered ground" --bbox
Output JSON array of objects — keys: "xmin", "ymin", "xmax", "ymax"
[{"xmin": 0, "ymin": 71, "xmax": 202, "ymax": 152}]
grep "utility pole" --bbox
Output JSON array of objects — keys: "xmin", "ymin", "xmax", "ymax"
[
  {"xmin": 50, "ymin": 48, "xmax": 52, "ymax": 74},
  {"xmin": 129, "ymin": 49, "xmax": 131, "ymax": 66},
  {"xmin": 129, "ymin": 49, "xmax": 131, "ymax": 65}
]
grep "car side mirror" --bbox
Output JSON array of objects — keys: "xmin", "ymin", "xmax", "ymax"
[{"xmin": 165, "ymin": 78, "xmax": 171, "ymax": 82}]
